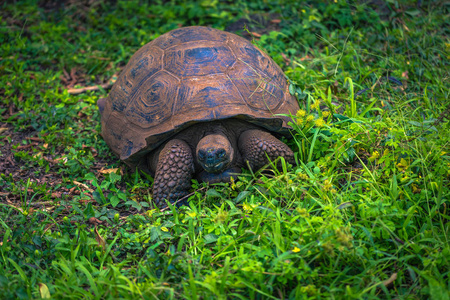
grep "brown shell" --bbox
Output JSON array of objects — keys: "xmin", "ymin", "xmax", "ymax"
[{"xmin": 100, "ymin": 26, "xmax": 299, "ymax": 168}]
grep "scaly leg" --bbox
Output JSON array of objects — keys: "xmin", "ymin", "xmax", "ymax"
[
  {"xmin": 238, "ymin": 129, "xmax": 294, "ymax": 171},
  {"xmin": 150, "ymin": 139, "xmax": 194, "ymax": 208}
]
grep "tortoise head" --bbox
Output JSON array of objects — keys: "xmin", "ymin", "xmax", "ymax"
[{"xmin": 196, "ymin": 134, "xmax": 234, "ymax": 174}]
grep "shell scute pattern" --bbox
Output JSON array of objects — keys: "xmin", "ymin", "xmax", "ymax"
[
  {"xmin": 175, "ymin": 74, "xmax": 245, "ymax": 117},
  {"xmin": 164, "ymin": 44, "xmax": 235, "ymax": 77},
  {"xmin": 125, "ymin": 71, "xmax": 179, "ymax": 128},
  {"xmin": 227, "ymin": 37, "xmax": 285, "ymax": 88},
  {"xmin": 227, "ymin": 61, "xmax": 284, "ymax": 112},
  {"xmin": 100, "ymin": 26, "xmax": 299, "ymax": 166}
]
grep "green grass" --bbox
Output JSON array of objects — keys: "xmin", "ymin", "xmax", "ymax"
[{"xmin": 1, "ymin": 0, "xmax": 449, "ymax": 299}]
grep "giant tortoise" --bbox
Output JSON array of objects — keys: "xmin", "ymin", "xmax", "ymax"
[{"xmin": 98, "ymin": 26, "xmax": 299, "ymax": 207}]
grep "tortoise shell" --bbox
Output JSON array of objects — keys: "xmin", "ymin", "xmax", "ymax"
[{"xmin": 100, "ymin": 26, "xmax": 299, "ymax": 168}]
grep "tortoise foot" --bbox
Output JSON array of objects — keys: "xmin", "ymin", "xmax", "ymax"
[
  {"xmin": 152, "ymin": 139, "xmax": 194, "ymax": 208},
  {"xmin": 238, "ymin": 129, "xmax": 294, "ymax": 171}
]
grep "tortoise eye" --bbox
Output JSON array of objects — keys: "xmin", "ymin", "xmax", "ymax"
[
  {"xmin": 198, "ymin": 150, "xmax": 206, "ymax": 160},
  {"xmin": 217, "ymin": 149, "xmax": 226, "ymax": 158}
]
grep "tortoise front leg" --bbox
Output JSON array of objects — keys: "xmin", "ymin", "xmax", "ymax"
[
  {"xmin": 150, "ymin": 139, "xmax": 194, "ymax": 208},
  {"xmin": 238, "ymin": 129, "xmax": 294, "ymax": 171}
]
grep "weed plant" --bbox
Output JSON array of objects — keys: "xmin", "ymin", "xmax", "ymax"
[{"xmin": 0, "ymin": 0, "xmax": 449, "ymax": 299}]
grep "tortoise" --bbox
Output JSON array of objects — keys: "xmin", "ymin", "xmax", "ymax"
[{"xmin": 98, "ymin": 26, "xmax": 299, "ymax": 207}]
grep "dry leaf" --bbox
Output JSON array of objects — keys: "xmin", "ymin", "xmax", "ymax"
[
  {"xmin": 99, "ymin": 168, "xmax": 119, "ymax": 174},
  {"xmin": 89, "ymin": 217, "xmax": 103, "ymax": 225},
  {"xmin": 0, "ymin": 128, "xmax": 8, "ymax": 134},
  {"xmin": 42, "ymin": 206, "xmax": 55, "ymax": 212},
  {"xmin": 73, "ymin": 181, "xmax": 94, "ymax": 192},
  {"xmin": 251, "ymin": 32, "xmax": 262, "ymax": 38},
  {"xmin": 33, "ymin": 152, "xmax": 43, "ymax": 159},
  {"xmin": 271, "ymin": 19, "xmax": 281, "ymax": 23},
  {"xmin": 94, "ymin": 225, "xmax": 106, "ymax": 249}
]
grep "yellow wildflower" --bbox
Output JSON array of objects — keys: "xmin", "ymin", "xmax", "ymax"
[
  {"xmin": 187, "ymin": 211, "xmax": 197, "ymax": 218},
  {"xmin": 292, "ymin": 247, "xmax": 300, "ymax": 253},
  {"xmin": 396, "ymin": 158, "xmax": 409, "ymax": 172},
  {"xmin": 230, "ymin": 176, "xmax": 236, "ymax": 190},
  {"xmin": 323, "ymin": 179, "xmax": 332, "ymax": 191},
  {"xmin": 322, "ymin": 111, "xmax": 330, "ymax": 118},
  {"xmin": 306, "ymin": 115, "xmax": 314, "ymax": 122},
  {"xmin": 296, "ymin": 118, "xmax": 304, "ymax": 126},
  {"xmin": 311, "ymin": 101, "xmax": 320, "ymax": 110},
  {"xmin": 296, "ymin": 109, "xmax": 306, "ymax": 118},
  {"xmin": 296, "ymin": 207, "xmax": 309, "ymax": 217},
  {"xmin": 146, "ymin": 209, "xmax": 157, "ymax": 217},
  {"xmin": 368, "ymin": 151, "xmax": 380, "ymax": 161},
  {"xmin": 297, "ymin": 173, "xmax": 308, "ymax": 180},
  {"xmin": 243, "ymin": 203, "xmax": 257, "ymax": 213},
  {"xmin": 315, "ymin": 118, "xmax": 325, "ymax": 127}
]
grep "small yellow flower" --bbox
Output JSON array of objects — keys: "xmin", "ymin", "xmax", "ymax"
[
  {"xmin": 322, "ymin": 111, "xmax": 330, "ymax": 118},
  {"xmin": 187, "ymin": 211, "xmax": 197, "ymax": 218},
  {"xmin": 292, "ymin": 246, "xmax": 300, "ymax": 253},
  {"xmin": 296, "ymin": 207, "xmax": 309, "ymax": 217},
  {"xmin": 296, "ymin": 109, "xmax": 306, "ymax": 118},
  {"xmin": 323, "ymin": 179, "xmax": 332, "ymax": 191},
  {"xmin": 306, "ymin": 115, "xmax": 314, "ymax": 122},
  {"xmin": 146, "ymin": 209, "xmax": 156, "ymax": 217},
  {"xmin": 161, "ymin": 227, "xmax": 169, "ymax": 232},
  {"xmin": 297, "ymin": 173, "xmax": 308, "ymax": 180},
  {"xmin": 311, "ymin": 101, "xmax": 320, "ymax": 110},
  {"xmin": 243, "ymin": 203, "xmax": 253, "ymax": 213},
  {"xmin": 296, "ymin": 118, "xmax": 304, "ymax": 126},
  {"xmin": 314, "ymin": 118, "xmax": 325, "ymax": 128},
  {"xmin": 396, "ymin": 158, "xmax": 409, "ymax": 172},
  {"xmin": 243, "ymin": 203, "xmax": 257, "ymax": 213},
  {"xmin": 368, "ymin": 151, "xmax": 380, "ymax": 161},
  {"xmin": 230, "ymin": 176, "xmax": 236, "ymax": 190}
]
